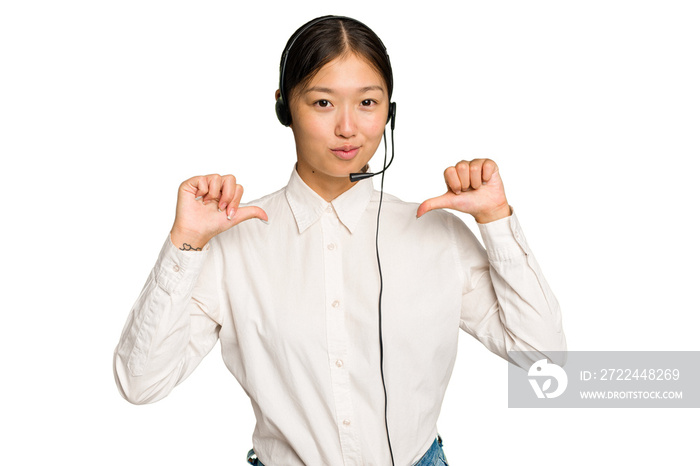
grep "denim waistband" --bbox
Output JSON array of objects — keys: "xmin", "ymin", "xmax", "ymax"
[
  {"xmin": 412, "ymin": 434, "xmax": 447, "ymax": 466},
  {"xmin": 246, "ymin": 434, "xmax": 447, "ymax": 465}
]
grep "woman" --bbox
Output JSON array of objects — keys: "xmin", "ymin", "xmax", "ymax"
[{"xmin": 114, "ymin": 15, "xmax": 566, "ymax": 466}]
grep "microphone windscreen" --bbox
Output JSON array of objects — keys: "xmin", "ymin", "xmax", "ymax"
[{"xmin": 349, "ymin": 172, "xmax": 375, "ymax": 182}]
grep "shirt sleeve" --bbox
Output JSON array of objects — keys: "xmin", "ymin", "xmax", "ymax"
[
  {"xmin": 113, "ymin": 236, "xmax": 222, "ymax": 404},
  {"xmin": 451, "ymin": 210, "xmax": 566, "ymax": 368}
]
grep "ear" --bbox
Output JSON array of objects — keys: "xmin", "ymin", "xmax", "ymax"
[{"xmin": 275, "ymin": 89, "xmax": 281, "ymax": 101}]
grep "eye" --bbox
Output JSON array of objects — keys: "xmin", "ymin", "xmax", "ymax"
[
  {"xmin": 315, "ymin": 99, "xmax": 331, "ymax": 108},
  {"xmin": 361, "ymin": 99, "xmax": 376, "ymax": 107}
]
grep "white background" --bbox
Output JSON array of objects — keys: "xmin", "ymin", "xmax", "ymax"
[{"xmin": 1, "ymin": 1, "xmax": 698, "ymax": 464}]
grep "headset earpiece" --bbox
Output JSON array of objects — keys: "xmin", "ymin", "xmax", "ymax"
[
  {"xmin": 387, "ymin": 101, "xmax": 396, "ymax": 129},
  {"xmin": 276, "ymin": 95, "xmax": 291, "ymax": 127}
]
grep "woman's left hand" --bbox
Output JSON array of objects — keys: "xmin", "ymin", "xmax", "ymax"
[{"xmin": 416, "ymin": 159, "xmax": 511, "ymax": 223}]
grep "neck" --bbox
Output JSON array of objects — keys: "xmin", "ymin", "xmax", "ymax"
[{"xmin": 295, "ymin": 162, "xmax": 358, "ymax": 202}]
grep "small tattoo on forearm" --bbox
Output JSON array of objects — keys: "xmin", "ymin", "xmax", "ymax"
[{"xmin": 180, "ymin": 243, "xmax": 202, "ymax": 251}]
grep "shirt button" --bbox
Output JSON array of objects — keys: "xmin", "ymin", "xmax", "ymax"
[
  {"xmin": 326, "ymin": 205, "xmax": 333, "ymax": 213},
  {"xmin": 335, "ymin": 359, "xmax": 344, "ymax": 368},
  {"xmin": 173, "ymin": 265, "xmax": 180, "ymax": 273},
  {"xmin": 327, "ymin": 243, "xmax": 336, "ymax": 251},
  {"xmin": 343, "ymin": 419, "xmax": 351, "ymax": 426},
  {"xmin": 332, "ymin": 300, "xmax": 340, "ymax": 309}
]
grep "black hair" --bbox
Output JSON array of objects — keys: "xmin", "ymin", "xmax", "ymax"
[{"xmin": 279, "ymin": 16, "xmax": 394, "ymax": 107}]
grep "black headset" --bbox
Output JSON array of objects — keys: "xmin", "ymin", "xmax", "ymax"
[
  {"xmin": 275, "ymin": 15, "xmax": 396, "ymax": 133},
  {"xmin": 275, "ymin": 15, "xmax": 398, "ymax": 466}
]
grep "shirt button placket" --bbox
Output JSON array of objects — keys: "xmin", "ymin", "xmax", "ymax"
[{"xmin": 321, "ymin": 204, "xmax": 360, "ymax": 464}]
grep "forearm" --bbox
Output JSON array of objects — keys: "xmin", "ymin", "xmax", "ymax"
[
  {"xmin": 114, "ymin": 236, "xmax": 220, "ymax": 404},
  {"xmin": 479, "ymin": 213, "xmax": 566, "ymax": 359},
  {"xmin": 170, "ymin": 225, "xmax": 212, "ymax": 252},
  {"xmin": 473, "ymin": 203, "xmax": 512, "ymax": 225},
  {"xmin": 458, "ymin": 212, "xmax": 566, "ymax": 367}
]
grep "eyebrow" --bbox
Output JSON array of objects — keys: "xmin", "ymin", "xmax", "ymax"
[{"xmin": 304, "ymin": 85, "xmax": 385, "ymax": 95}]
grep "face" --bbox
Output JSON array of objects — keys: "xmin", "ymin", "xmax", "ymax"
[{"xmin": 285, "ymin": 53, "xmax": 389, "ymax": 200}]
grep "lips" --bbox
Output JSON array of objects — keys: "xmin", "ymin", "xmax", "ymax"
[{"xmin": 330, "ymin": 145, "xmax": 360, "ymax": 160}]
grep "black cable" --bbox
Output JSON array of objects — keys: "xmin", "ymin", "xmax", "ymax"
[{"xmin": 376, "ymin": 128, "xmax": 395, "ymax": 466}]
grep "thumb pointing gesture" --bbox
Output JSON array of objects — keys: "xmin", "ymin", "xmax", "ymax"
[
  {"xmin": 171, "ymin": 174, "xmax": 268, "ymax": 250},
  {"xmin": 416, "ymin": 191, "xmax": 461, "ymax": 218},
  {"xmin": 417, "ymin": 159, "xmax": 511, "ymax": 224},
  {"xmin": 230, "ymin": 204, "xmax": 268, "ymax": 226}
]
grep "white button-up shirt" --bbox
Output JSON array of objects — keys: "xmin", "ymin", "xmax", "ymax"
[{"xmin": 114, "ymin": 168, "xmax": 566, "ymax": 466}]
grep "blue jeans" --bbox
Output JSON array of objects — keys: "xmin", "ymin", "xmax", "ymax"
[
  {"xmin": 246, "ymin": 435, "xmax": 448, "ymax": 465},
  {"xmin": 412, "ymin": 435, "xmax": 449, "ymax": 466}
]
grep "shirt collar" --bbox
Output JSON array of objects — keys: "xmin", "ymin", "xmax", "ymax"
[{"xmin": 285, "ymin": 167, "xmax": 374, "ymax": 234}]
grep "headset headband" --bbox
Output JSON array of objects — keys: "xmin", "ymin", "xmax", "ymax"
[{"xmin": 276, "ymin": 15, "xmax": 393, "ymax": 127}]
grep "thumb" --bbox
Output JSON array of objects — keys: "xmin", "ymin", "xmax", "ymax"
[
  {"xmin": 416, "ymin": 192, "xmax": 456, "ymax": 218},
  {"xmin": 231, "ymin": 206, "xmax": 269, "ymax": 226}
]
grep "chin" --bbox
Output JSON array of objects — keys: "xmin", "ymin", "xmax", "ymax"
[{"xmin": 325, "ymin": 157, "xmax": 372, "ymax": 177}]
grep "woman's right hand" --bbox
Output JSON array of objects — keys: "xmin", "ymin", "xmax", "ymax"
[{"xmin": 170, "ymin": 174, "xmax": 268, "ymax": 250}]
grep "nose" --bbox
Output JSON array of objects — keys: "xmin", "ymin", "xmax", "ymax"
[{"xmin": 335, "ymin": 105, "xmax": 357, "ymax": 139}]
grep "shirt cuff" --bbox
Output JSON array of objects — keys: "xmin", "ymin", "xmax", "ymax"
[
  {"xmin": 154, "ymin": 235, "xmax": 211, "ymax": 295},
  {"xmin": 476, "ymin": 208, "xmax": 531, "ymax": 262}
]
